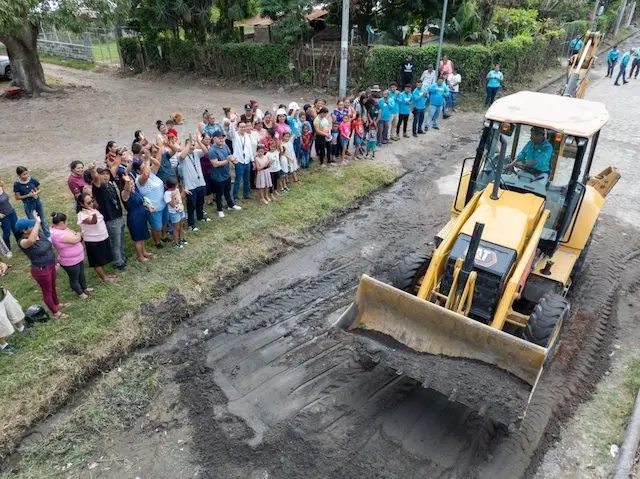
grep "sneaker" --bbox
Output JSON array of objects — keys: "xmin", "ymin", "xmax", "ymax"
[
  {"xmin": 217, "ymin": 211, "xmax": 225, "ymax": 218},
  {"xmin": 200, "ymin": 217, "xmax": 211, "ymax": 222},
  {"xmin": 433, "ymin": 126, "xmax": 440, "ymax": 130},
  {"xmin": 412, "ymin": 134, "xmax": 418, "ymax": 137},
  {"xmin": 231, "ymin": 205, "xmax": 242, "ymax": 210},
  {"xmin": 5, "ymin": 251, "xmax": 12, "ymax": 259},
  {"xmin": 403, "ymin": 134, "xmax": 410, "ymax": 138},
  {"xmin": 189, "ymin": 226, "xmax": 200, "ymax": 232},
  {"xmin": 283, "ymin": 186, "xmax": 290, "ymax": 192},
  {"xmin": 173, "ymin": 243, "xmax": 184, "ymax": 250},
  {"xmin": 180, "ymin": 239, "xmax": 188, "ymax": 245},
  {"xmin": 17, "ymin": 326, "xmax": 29, "ymax": 335},
  {"xmin": 0, "ymin": 344, "xmax": 17, "ymax": 354}
]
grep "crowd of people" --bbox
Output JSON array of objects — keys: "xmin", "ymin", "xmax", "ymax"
[{"xmin": 0, "ymin": 53, "xmax": 484, "ymax": 353}]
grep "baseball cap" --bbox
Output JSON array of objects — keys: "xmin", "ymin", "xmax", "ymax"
[
  {"xmin": 15, "ymin": 218, "xmax": 36, "ymax": 237},
  {"xmin": 244, "ymin": 103, "xmax": 252, "ymax": 110},
  {"xmin": 211, "ymin": 130, "xmax": 225, "ymax": 138}
]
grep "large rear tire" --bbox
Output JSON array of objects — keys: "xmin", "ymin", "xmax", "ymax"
[
  {"xmin": 523, "ymin": 293, "xmax": 570, "ymax": 348},
  {"xmin": 393, "ymin": 252, "xmax": 432, "ymax": 295}
]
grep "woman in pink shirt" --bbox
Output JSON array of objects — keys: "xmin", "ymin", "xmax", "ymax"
[
  {"xmin": 67, "ymin": 161, "xmax": 90, "ymax": 199},
  {"xmin": 274, "ymin": 109, "xmax": 291, "ymax": 139},
  {"xmin": 50, "ymin": 212, "xmax": 94, "ymax": 298},
  {"xmin": 76, "ymin": 192, "xmax": 117, "ymax": 283},
  {"xmin": 439, "ymin": 55, "xmax": 454, "ymax": 77}
]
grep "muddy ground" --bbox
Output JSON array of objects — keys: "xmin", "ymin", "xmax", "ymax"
[{"xmin": 6, "ymin": 35, "xmax": 640, "ymax": 477}]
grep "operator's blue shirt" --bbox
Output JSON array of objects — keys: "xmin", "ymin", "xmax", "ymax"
[
  {"xmin": 412, "ymin": 88, "xmax": 427, "ymax": 110},
  {"xmin": 427, "ymin": 83, "xmax": 449, "ymax": 107},
  {"xmin": 398, "ymin": 91, "xmax": 413, "ymax": 115},
  {"xmin": 621, "ymin": 51, "xmax": 632, "ymax": 66},
  {"xmin": 516, "ymin": 139, "xmax": 553, "ymax": 173},
  {"xmin": 608, "ymin": 48, "xmax": 620, "ymax": 62}
]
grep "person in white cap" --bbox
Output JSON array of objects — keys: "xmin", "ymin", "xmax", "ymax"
[{"xmin": 274, "ymin": 108, "xmax": 291, "ymax": 139}]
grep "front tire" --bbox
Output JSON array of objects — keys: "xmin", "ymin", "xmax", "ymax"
[
  {"xmin": 392, "ymin": 252, "xmax": 432, "ymax": 295},
  {"xmin": 523, "ymin": 293, "xmax": 570, "ymax": 348}
]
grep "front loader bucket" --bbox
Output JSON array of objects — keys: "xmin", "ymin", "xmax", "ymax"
[{"xmin": 336, "ymin": 275, "xmax": 548, "ymax": 425}]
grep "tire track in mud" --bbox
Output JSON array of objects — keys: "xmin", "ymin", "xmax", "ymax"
[
  {"xmin": 167, "ymin": 154, "xmax": 507, "ymax": 479},
  {"xmin": 479, "ymin": 219, "xmax": 640, "ymax": 478}
]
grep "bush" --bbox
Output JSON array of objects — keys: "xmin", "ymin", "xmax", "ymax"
[
  {"xmin": 120, "ymin": 38, "xmax": 292, "ymax": 82},
  {"xmin": 360, "ymin": 30, "xmax": 564, "ymax": 93},
  {"xmin": 489, "ymin": 8, "xmax": 539, "ymax": 40}
]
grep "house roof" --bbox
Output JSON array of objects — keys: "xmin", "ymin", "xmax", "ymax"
[{"xmin": 233, "ymin": 9, "xmax": 327, "ymax": 28}]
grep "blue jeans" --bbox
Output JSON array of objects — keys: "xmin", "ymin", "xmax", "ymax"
[
  {"xmin": 0, "ymin": 209, "xmax": 17, "ymax": 250},
  {"xmin": 233, "ymin": 162, "xmax": 251, "ymax": 200},
  {"xmin": 485, "ymin": 86, "xmax": 499, "ymax": 106},
  {"xmin": 448, "ymin": 92, "xmax": 457, "ymax": 109},
  {"xmin": 429, "ymin": 104, "xmax": 442, "ymax": 128},
  {"xmin": 293, "ymin": 137, "xmax": 301, "ymax": 159},
  {"xmin": 23, "ymin": 199, "xmax": 49, "ymax": 237},
  {"xmin": 615, "ymin": 64, "xmax": 628, "ymax": 84},
  {"xmin": 106, "ymin": 216, "xmax": 126, "ymax": 268},
  {"xmin": 412, "ymin": 108, "xmax": 425, "ymax": 134},
  {"xmin": 301, "ymin": 150, "xmax": 310, "ymax": 169}
]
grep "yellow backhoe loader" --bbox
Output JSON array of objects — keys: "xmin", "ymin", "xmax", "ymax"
[{"xmin": 337, "ymin": 91, "xmax": 619, "ymax": 426}]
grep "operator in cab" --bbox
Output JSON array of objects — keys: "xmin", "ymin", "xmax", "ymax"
[{"xmin": 509, "ymin": 127, "xmax": 553, "ymax": 177}]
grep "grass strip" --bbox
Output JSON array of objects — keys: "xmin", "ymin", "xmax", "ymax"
[{"xmin": 0, "ymin": 161, "xmax": 396, "ymax": 460}]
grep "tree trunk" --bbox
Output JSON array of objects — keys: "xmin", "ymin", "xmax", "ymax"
[{"xmin": 0, "ymin": 22, "xmax": 55, "ymax": 97}]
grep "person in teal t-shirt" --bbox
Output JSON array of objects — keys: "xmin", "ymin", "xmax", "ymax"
[
  {"xmin": 412, "ymin": 80, "xmax": 427, "ymax": 136},
  {"xmin": 606, "ymin": 45, "xmax": 620, "ymax": 78},
  {"xmin": 615, "ymin": 49, "xmax": 631, "ymax": 85},
  {"xmin": 397, "ymin": 84, "xmax": 413, "ymax": 138},
  {"xmin": 485, "ymin": 65, "xmax": 503, "ymax": 106},
  {"xmin": 426, "ymin": 78, "xmax": 449, "ymax": 130},
  {"xmin": 388, "ymin": 83, "xmax": 400, "ymax": 141},
  {"xmin": 509, "ymin": 127, "xmax": 553, "ymax": 176},
  {"xmin": 569, "ymin": 35, "xmax": 583, "ymax": 55}
]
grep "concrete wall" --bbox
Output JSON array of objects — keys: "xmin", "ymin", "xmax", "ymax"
[{"xmin": 37, "ymin": 36, "xmax": 93, "ymax": 61}]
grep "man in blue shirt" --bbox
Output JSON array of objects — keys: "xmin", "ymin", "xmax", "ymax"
[
  {"xmin": 569, "ymin": 35, "xmax": 583, "ymax": 56},
  {"xmin": 510, "ymin": 127, "xmax": 553, "ymax": 176},
  {"xmin": 412, "ymin": 80, "xmax": 427, "ymax": 137},
  {"xmin": 426, "ymin": 77, "xmax": 449, "ymax": 130},
  {"xmin": 388, "ymin": 83, "xmax": 400, "ymax": 141},
  {"xmin": 615, "ymin": 49, "xmax": 631, "ymax": 85},
  {"xmin": 606, "ymin": 45, "xmax": 620, "ymax": 78},
  {"xmin": 397, "ymin": 84, "xmax": 413, "ymax": 138},
  {"xmin": 377, "ymin": 90, "xmax": 393, "ymax": 144},
  {"xmin": 629, "ymin": 48, "xmax": 640, "ymax": 80}
]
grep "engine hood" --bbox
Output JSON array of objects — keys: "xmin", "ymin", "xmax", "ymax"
[{"xmin": 461, "ymin": 186, "xmax": 545, "ymax": 255}]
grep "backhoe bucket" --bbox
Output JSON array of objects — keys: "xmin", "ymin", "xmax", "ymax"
[{"xmin": 336, "ymin": 275, "xmax": 548, "ymax": 425}]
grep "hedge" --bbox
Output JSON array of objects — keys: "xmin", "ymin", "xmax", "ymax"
[
  {"xmin": 119, "ymin": 30, "xmax": 564, "ymax": 91},
  {"xmin": 118, "ymin": 37, "xmax": 291, "ymax": 81},
  {"xmin": 360, "ymin": 30, "xmax": 565, "ymax": 92}
]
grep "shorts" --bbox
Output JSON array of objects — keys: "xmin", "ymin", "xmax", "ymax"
[
  {"xmin": 367, "ymin": 140, "xmax": 377, "ymax": 151},
  {"xmin": 354, "ymin": 135, "xmax": 363, "ymax": 146},
  {"xmin": 169, "ymin": 211, "xmax": 185, "ymax": 224},
  {"xmin": 278, "ymin": 170, "xmax": 287, "ymax": 178},
  {"xmin": 340, "ymin": 137, "xmax": 349, "ymax": 149},
  {"xmin": 0, "ymin": 290, "xmax": 25, "ymax": 338},
  {"xmin": 147, "ymin": 207, "xmax": 166, "ymax": 232}
]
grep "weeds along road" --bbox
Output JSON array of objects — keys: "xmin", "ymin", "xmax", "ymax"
[{"xmin": 10, "ymin": 44, "xmax": 640, "ymax": 477}]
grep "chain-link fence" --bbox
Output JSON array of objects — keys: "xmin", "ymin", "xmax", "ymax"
[{"xmin": 37, "ymin": 23, "xmax": 121, "ymax": 66}]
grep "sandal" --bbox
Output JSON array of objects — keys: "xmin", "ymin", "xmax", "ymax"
[{"xmin": 54, "ymin": 312, "xmax": 68, "ymax": 319}]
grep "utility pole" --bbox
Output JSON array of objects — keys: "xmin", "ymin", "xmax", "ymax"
[
  {"xmin": 614, "ymin": 0, "xmax": 628, "ymax": 36},
  {"xmin": 339, "ymin": 0, "xmax": 350, "ymax": 98},
  {"xmin": 591, "ymin": 0, "xmax": 599, "ymax": 29},
  {"xmin": 435, "ymin": 0, "xmax": 449, "ymax": 75}
]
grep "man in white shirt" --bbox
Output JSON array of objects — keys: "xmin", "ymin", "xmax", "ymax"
[
  {"xmin": 447, "ymin": 68, "xmax": 461, "ymax": 112},
  {"xmin": 420, "ymin": 65, "xmax": 437, "ymax": 89},
  {"xmin": 228, "ymin": 120, "xmax": 255, "ymax": 202},
  {"xmin": 178, "ymin": 135, "xmax": 208, "ymax": 231}
]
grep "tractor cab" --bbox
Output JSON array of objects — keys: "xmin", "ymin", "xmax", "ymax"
[{"xmin": 455, "ymin": 92, "xmax": 610, "ymax": 253}]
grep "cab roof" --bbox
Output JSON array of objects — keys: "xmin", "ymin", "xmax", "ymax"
[{"xmin": 486, "ymin": 91, "xmax": 609, "ymax": 138}]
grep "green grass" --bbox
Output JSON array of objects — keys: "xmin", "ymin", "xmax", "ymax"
[
  {"xmin": 578, "ymin": 356, "xmax": 640, "ymax": 464},
  {"xmin": 0, "ymin": 162, "xmax": 396, "ymax": 459},
  {"xmin": 8, "ymin": 356, "xmax": 160, "ymax": 478},
  {"xmin": 39, "ymin": 55, "xmax": 107, "ymax": 72},
  {"xmin": 90, "ymin": 42, "xmax": 120, "ymax": 65}
]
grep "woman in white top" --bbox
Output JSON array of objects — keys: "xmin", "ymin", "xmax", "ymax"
[{"xmin": 76, "ymin": 192, "xmax": 117, "ymax": 283}]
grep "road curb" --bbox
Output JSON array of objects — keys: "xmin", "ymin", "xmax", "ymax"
[
  {"xmin": 613, "ymin": 389, "xmax": 640, "ymax": 479},
  {"xmin": 535, "ymin": 28, "xmax": 640, "ymax": 93}
]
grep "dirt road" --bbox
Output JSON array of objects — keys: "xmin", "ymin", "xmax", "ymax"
[{"xmin": 8, "ymin": 38, "xmax": 640, "ymax": 477}]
